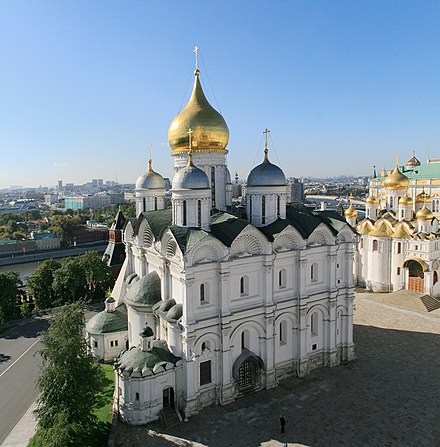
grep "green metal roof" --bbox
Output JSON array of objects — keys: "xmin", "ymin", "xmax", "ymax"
[
  {"xmin": 86, "ymin": 304, "xmax": 127, "ymax": 335},
  {"xmin": 114, "ymin": 340, "xmax": 180, "ymax": 377}
]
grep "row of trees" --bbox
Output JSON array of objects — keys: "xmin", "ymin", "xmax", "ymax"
[
  {"xmin": 27, "ymin": 252, "xmax": 115, "ymax": 311},
  {"xmin": 0, "ymin": 271, "xmax": 23, "ymax": 323}
]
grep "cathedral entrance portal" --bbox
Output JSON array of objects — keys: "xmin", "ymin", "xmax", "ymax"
[
  {"xmin": 163, "ymin": 387, "xmax": 174, "ymax": 409},
  {"xmin": 233, "ymin": 349, "xmax": 264, "ymax": 394},
  {"xmin": 404, "ymin": 259, "xmax": 427, "ymax": 293}
]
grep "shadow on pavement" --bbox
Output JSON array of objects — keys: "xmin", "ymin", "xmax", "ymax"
[
  {"xmin": 1, "ymin": 319, "xmax": 49, "ymax": 340},
  {"xmin": 113, "ymin": 324, "xmax": 440, "ymax": 447}
]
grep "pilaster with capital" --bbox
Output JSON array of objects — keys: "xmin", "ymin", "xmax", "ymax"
[{"xmin": 299, "ymin": 257, "xmax": 308, "ymax": 299}]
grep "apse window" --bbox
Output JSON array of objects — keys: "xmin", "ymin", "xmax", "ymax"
[
  {"xmin": 240, "ymin": 276, "xmax": 249, "ymax": 296},
  {"xmin": 200, "ymin": 360, "xmax": 212, "ymax": 386}
]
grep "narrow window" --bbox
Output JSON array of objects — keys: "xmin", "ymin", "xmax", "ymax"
[
  {"xmin": 397, "ymin": 267, "xmax": 401, "ymax": 275},
  {"xmin": 200, "ymin": 283, "xmax": 205, "ymax": 303},
  {"xmin": 240, "ymin": 276, "xmax": 247, "ymax": 295},
  {"xmin": 198, "ymin": 200, "xmax": 201, "ymax": 227},
  {"xmin": 200, "ymin": 360, "xmax": 212, "ymax": 385},
  {"xmin": 262, "ymin": 196, "xmax": 266, "ymax": 225},
  {"xmin": 401, "ymin": 210, "xmax": 405, "ymax": 219},
  {"xmin": 115, "ymin": 340, "xmax": 118, "ymax": 347},
  {"xmin": 311, "ymin": 263, "xmax": 318, "ymax": 282},
  {"xmin": 372, "ymin": 240, "xmax": 378, "ymax": 252},
  {"xmin": 279, "ymin": 269, "xmax": 286, "ymax": 288},
  {"xmin": 110, "ymin": 341, "xmax": 114, "ymax": 348},
  {"xmin": 241, "ymin": 330, "xmax": 249, "ymax": 350},
  {"xmin": 277, "ymin": 195, "xmax": 280, "ymax": 217},
  {"xmin": 211, "ymin": 166, "xmax": 216, "ymax": 208},
  {"xmin": 390, "ymin": 196, "xmax": 393, "ymax": 208},
  {"xmin": 249, "ymin": 196, "xmax": 252, "ymax": 223},
  {"xmin": 135, "ymin": 392, "xmax": 139, "ymax": 401},
  {"xmin": 280, "ymin": 320, "xmax": 287, "ymax": 345},
  {"xmin": 360, "ymin": 238, "xmax": 364, "ymax": 249},
  {"xmin": 183, "ymin": 200, "xmax": 187, "ymax": 226},
  {"xmin": 311, "ymin": 313, "xmax": 318, "ymax": 336},
  {"xmin": 154, "ymin": 196, "xmax": 158, "ymax": 211},
  {"xmin": 143, "ymin": 197, "xmax": 146, "ymax": 212},
  {"xmin": 397, "ymin": 242, "xmax": 401, "ymax": 254},
  {"xmin": 93, "ymin": 341, "xmax": 98, "ymax": 348}
]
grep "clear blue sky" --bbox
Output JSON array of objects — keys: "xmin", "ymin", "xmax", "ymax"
[{"xmin": 1, "ymin": 1, "xmax": 440, "ymax": 188}]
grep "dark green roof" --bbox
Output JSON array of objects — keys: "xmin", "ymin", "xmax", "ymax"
[
  {"xmin": 210, "ymin": 212, "xmax": 251, "ymax": 246},
  {"xmin": 111, "ymin": 210, "xmax": 126, "ymax": 230},
  {"xmin": 102, "ymin": 241, "xmax": 125, "ymax": 267},
  {"xmin": 124, "ymin": 271, "xmax": 161, "ymax": 308},
  {"xmin": 114, "ymin": 340, "xmax": 180, "ymax": 377},
  {"xmin": 138, "ymin": 209, "xmax": 172, "ymax": 238},
  {"xmin": 86, "ymin": 304, "xmax": 127, "ymax": 335}
]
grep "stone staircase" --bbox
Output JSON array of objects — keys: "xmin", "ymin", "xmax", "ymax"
[
  {"xmin": 420, "ymin": 295, "xmax": 440, "ymax": 312},
  {"xmin": 160, "ymin": 406, "xmax": 181, "ymax": 428}
]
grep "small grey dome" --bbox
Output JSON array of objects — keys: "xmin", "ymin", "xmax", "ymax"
[
  {"xmin": 86, "ymin": 305, "xmax": 127, "ymax": 335},
  {"xmin": 158, "ymin": 298, "xmax": 176, "ymax": 313},
  {"xmin": 172, "ymin": 157, "xmax": 209, "ymax": 190},
  {"xmin": 140, "ymin": 324, "xmax": 154, "ymax": 338},
  {"xmin": 136, "ymin": 168, "xmax": 165, "ymax": 190},
  {"xmin": 166, "ymin": 303, "xmax": 183, "ymax": 321},
  {"xmin": 105, "ymin": 296, "xmax": 115, "ymax": 303},
  {"xmin": 124, "ymin": 271, "xmax": 161, "ymax": 308},
  {"xmin": 247, "ymin": 158, "xmax": 286, "ymax": 187}
]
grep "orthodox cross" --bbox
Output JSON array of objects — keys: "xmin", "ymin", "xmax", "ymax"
[
  {"xmin": 193, "ymin": 46, "xmax": 200, "ymax": 71},
  {"xmin": 263, "ymin": 128, "xmax": 270, "ymax": 159},
  {"xmin": 187, "ymin": 128, "xmax": 194, "ymax": 155},
  {"xmin": 147, "ymin": 143, "xmax": 152, "ymax": 170}
]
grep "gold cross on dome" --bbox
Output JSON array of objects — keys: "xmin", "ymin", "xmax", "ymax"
[
  {"xmin": 193, "ymin": 46, "xmax": 200, "ymax": 71},
  {"xmin": 187, "ymin": 128, "xmax": 193, "ymax": 152},
  {"xmin": 263, "ymin": 128, "xmax": 270, "ymax": 159}
]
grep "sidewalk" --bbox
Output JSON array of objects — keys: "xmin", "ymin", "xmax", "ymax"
[{"xmin": 1, "ymin": 403, "xmax": 37, "ymax": 447}]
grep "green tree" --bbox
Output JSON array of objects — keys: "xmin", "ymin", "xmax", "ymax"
[
  {"xmin": 53, "ymin": 258, "xmax": 87, "ymax": 304},
  {"xmin": 80, "ymin": 252, "xmax": 114, "ymax": 301},
  {"xmin": 0, "ymin": 272, "xmax": 22, "ymax": 322},
  {"xmin": 7, "ymin": 219, "xmax": 18, "ymax": 234},
  {"xmin": 27, "ymin": 259, "xmax": 61, "ymax": 310},
  {"xmin": 49, "ymin": 215, "xmax": 81, "ymax": 245},
  {"xmin": 33, "ymin": 302, "xmax": 104, "ymax": 446}
]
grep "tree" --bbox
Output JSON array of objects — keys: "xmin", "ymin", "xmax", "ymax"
[
  {"xmin": 52, "ymin": 258, "xmax": 87, "ymax": 304},
  {"xmin": 27, "ymin": 259, "xmax": 61, "ymax": 310},
  {"xmin": 49, "ymin": 215, "xmax": 81, "ymax": 245},
  {"xmin": 34, "ymin": 302, "xmax": 104, "ymax": 446},
  {"xmin": 0, "ymin": 272, "xmax": 22, "ymax": 322},
  {"xmin": 80, "ymin": 252, "xmax": 114, "ymax": 301}
]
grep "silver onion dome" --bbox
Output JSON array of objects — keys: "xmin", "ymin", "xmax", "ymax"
[
  {"xmin": 172, "ymin": 153, "xmax": 210, "ymax": 190},
  {"xmin": 247, "ymin": 156, "xmax": 286, "ymax": 187},
  {"xmin": 135, "ymin": 160, "xmax": 165, "ymax": 190}
]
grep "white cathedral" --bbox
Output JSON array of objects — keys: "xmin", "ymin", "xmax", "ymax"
[{"xmin": 86, "ymin": 56, "xmax": 356, "ymax": 425}]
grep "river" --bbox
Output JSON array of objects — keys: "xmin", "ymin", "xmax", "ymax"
[{"xmin": 0, "ymin": 261, "xmax": 43, "ymax": 284}]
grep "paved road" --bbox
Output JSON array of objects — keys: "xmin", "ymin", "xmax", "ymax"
[
  {"xmin": 0, "ymin": 319, "xmax": 48, "ymax": 445},
  {"xmin": 114, "ymin": 293, "xmax": 440, "ymax": 447}
]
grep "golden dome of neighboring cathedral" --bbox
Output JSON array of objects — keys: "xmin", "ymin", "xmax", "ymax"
[
  {"xmin": 399, "ymin": 195, "xmax": 413, "ymax": 206},
  {"xmin": 415, "ymin": 188, "xmax": 432, "ymax": 204},
  {"xmin": 383, "ymin": 165, "xmax": 410, "ymax": 190},
  {"xmin": 345, "ymin": 195, "xmax": 358, "ymax": 219},
  {"xmin": 168, "ymin": 69, "xmax": 229, "ymax": 154},
  {"xmin": 365, "ymin": 195, "xmax": 379, "ymax": 205},
  {"xmin": 416, "ymin": 204, "xmax": 433, "ymax": 221}
]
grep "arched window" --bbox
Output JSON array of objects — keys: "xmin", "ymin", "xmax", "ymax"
[
  {"xmin": 311, "ymin": 263, "xmax": 318, "ymax": 282},
  {"xmin": 143, "ymin": 197, "xmax": 146, "ymax": 213},
  {"xmin": 154, "ymin": 196, "xmax": 158, "ymax": 211},
  {"xmin": 183, "ymin": 200, "xmax": 187, "ymax": 226},
  {"xmin": 240, "ymin": 276, "xmax": 248, "ymax": 296},
  {"xmin": 372, "ymin": 240, "xmax": 378, "ymax": 252},
  {"xmin": 200, "ymin": 283, "xmax": 206, "ymax": 303},
  {"xmin": 279, "ymin": 320, "xmax": 287, "ymax": 345},
  {"xmin": 278, "ymin": 269, "xmax": 286, "ymax": 288},
  {"xmin": 198, "ymin": 200, "xmax": 202, "ymax": 227},
  {"xmin": 211, "ymin": 166, "xmax": 216, "ymax": 208},
  {"xmin": 311, "ymin": 312, "xmax": 318, "ymax": 336},
  {"xmin": 262, "ymin": 196, "xmax": 266, "ymax": 225},
  {"xmin": 241, "ymin": 330, "xmax": 249, "ymax": 350},
  {"xmin": 277, "ymin": 195, "xmax": 280, "ymax": 217}
]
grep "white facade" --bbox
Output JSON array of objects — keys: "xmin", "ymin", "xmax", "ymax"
[{"xmin": 106, "ymin": 63, "xmax": 356, "ymax": 426}]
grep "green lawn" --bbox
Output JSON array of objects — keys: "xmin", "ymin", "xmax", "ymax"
[{"xmin": 29, "ymin": 363, "xmax": 115, "ymax": 447}]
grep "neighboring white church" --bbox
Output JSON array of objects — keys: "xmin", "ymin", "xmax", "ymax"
[
  {"xmin": 86, "ymin": 55, "xmax": 356, "ymax": 425},
  {"xmin": 350, "ymin": 157, "xmax": 440, "ymax": 296}
]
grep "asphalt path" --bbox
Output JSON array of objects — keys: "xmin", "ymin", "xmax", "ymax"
[{"xmin": 0, "ymin": 318, "xmax": 48, "ymax": 444}]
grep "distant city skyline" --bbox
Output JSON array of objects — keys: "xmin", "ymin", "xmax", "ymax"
[{"xmin": 1, "ymin": 1, "xmax": 439, "ymax": 189}]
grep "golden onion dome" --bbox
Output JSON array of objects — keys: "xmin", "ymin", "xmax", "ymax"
[
  {"xmin": 345, "ymin": 204, "xmax": 357, "ymax": 219},
  {"xmin": 365, "ymin": 195, "xmax": 379, "ymax": 205},
  {"xmin": 399, "ymin": 195, "xmax": 413, "ymax": 206},
  {"xmin": 383, "ymin": 165, "xmax": 410, "ymax": 190},
  {"xmin": 416, "ymin": 204, "xmax": 433, "ymax": 221},
  {"xmin": 415, "ymin": 189, "xmax": 432, "ymax": 204},
  {"xmin": 168, "ymin": 70, "xmax": 229, "ymax": 155}
]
